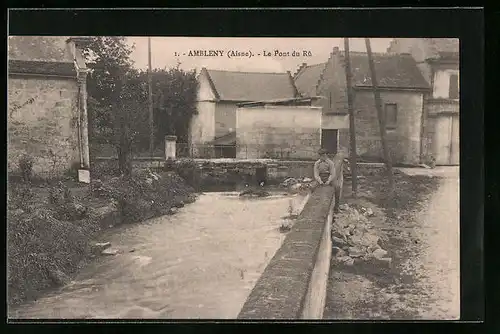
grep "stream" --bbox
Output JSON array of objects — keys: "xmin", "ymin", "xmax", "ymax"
[{"xmin": 9, "ymin": 191, "xmax": 307, "ymax": 319}]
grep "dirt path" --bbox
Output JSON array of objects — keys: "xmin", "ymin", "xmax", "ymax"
[
  {"xmin": 396, "ymin": 167, "xmax": 460, "ymax": 319},
  {"xmin": 324, "ymin": 167, "xmax": 460, "ymax": 320}
]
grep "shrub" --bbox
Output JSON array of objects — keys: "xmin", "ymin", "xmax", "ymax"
[
  {"xmin": 8, "ymin": 182, "xmax": 35, "ymax": 212},
  {"xmin": 7, "ymin": 207, "xmax": 91, "ymax": 305},
  {"xmin": 174, "ymin": 159, "xmax": 200, "ymax": 189},
  {"xmin": 99, "ymin": 170, "xmax": 194, "ymax": 224},
  {"xmin": 18, "ymin": 155, "xmax": 34, "ymax": 183}
]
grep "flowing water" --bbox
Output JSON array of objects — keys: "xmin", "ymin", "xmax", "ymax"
[{"xmin": 9, "ymin": 191, "xmax": 306, "ymax": 319}]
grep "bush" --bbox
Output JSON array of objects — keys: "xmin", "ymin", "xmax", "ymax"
[
  {"xmin": 8, "ymin": 182, "xmax": 36, "ymax": 213},
  {"xmin": 174, "ymin": 159, "xmax": 200, "ymax": 189},
  {"xmin": 18, "ymin": 155, "xmax": 34, "ymax": 183},
  {"xmin": 99, "ymin": 170, "xmax": 194, "ymax": 224},
  {"xmin": 7, "ymin": 207, "xmax": 91, "ymax": 305}
]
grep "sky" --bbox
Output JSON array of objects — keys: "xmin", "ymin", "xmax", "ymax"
[{"xmin": 127, "ymin": 37, "xmax": 394, "ymax": 73}]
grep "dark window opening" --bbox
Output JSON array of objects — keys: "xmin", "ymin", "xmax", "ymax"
[
  {"xmin": 449, "ymin": 74, "xmax": 459, "ymax": 99},
  {"xmin": 321, "ymin": 129, "xmax": 338, "ymax": 155},
  {"xmin": 384, "ymin": 103, "xmax": 398, "ymax": 129}
]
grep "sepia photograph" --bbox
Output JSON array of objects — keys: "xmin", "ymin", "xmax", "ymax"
[{"xmin": 7, "ymin": 34, "xmax": 460, "ymax": 320}]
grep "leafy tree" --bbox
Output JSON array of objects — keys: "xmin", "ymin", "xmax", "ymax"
[
  {"xmin": 150, "ymin": 65, "xmax": 198, "ymax": 145},
  {"xmin": 83, "ymin": 37, "xmax": 134, "ymax": 141},
  {"xmin": 83, "ymin": 37, "xmax": 144, "ymax": 175},
  {"xmin": 83, "ymin": 38, "xmax": 198, "ymax": 175}
]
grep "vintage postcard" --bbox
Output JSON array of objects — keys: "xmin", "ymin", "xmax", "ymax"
[{"xmin": 8, "ymin": 35, "xmax": 460, "ymax": 321}]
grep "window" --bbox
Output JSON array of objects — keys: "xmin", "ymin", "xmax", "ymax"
[
  {"xmin": 384, "ymin": 103, "xmax": 398, "ymax": 129},
  {"xmin": 449, "ymin": 74, "xmax": 459, "ymax": 99}
]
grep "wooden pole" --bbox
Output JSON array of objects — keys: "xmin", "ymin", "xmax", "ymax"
[
  {"xmin": 364, "ymin": 38, "xmax": 394, "ymax": 193},
  {"xmin": 148, "ymin": 37, "xmax": 154, "ymax": 158},
  {"xmin": 343, "ymin": 38, "xmax": 358, "ymax": 196}
]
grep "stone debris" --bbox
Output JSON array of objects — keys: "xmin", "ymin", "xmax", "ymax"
[
  {"xmin": 331, "ymin": 203, "xmax": 389, "ymax": 264},
  {"xmin": 168, "ymin": 207, "xmax": 179, "ymax": 215},
  {"xmin": 331, "ymin": 246, "xmax": 345, "ymax": 257},
  {"xmin": 94, "ymin": 242, "xmax": 111, "ymax": 249},
  {"xmin": 302, "ymin": 177, "xmax": 313, "ymax": 183},
  {"xmin": 279, "ymin": 219, "xmax": 293, "ymax": 233},
  {"xmin": 372, "ymin": 248, "xmax": 388, "ymax": 259},
  {"xmin": 338, "ymin": 256, "xmax": 355, "ymax": 266},
  {"xmin": 282, "ymin": 178, "xmax": 298, "ymax": 187},
  {"xmin": 101, "ymin": 248, "xmax": 119, "ymax": 256}
]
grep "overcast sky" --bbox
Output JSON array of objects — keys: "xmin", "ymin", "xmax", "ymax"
[{"xmin": 127, "ymin": 37, "xmax": 394, "ymax": 73}]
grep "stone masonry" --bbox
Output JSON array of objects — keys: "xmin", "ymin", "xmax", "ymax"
[
  {"xmin": 351, "ymin": 90, "xmax": 425, "ymax": 165},
  {"xmin": 8, "ymin": 76, "xmax": 80, "ymax": 175}
]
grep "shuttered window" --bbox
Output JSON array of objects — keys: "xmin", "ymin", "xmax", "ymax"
[
  {"xmin": 384, "ymin": 103, "xmax": 398, "ymax": 129},
  {"xmin": 449, "ymin": 74, "xmax": 459, "ymax": 99}
]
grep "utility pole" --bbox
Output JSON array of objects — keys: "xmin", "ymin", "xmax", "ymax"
[
  {"xmin": 364, "ymin": 38, "xmax": 394, "ymax": 194},
  {"xmin": 343, "ymin": 38, "xmax": 358, "ymax": 196},
  {"xmin": 148, "ymin": 37, "xmax": 154, "ymax": 158}
]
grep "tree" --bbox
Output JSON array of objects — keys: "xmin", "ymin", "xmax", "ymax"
[
  {"xmin": 150, "ymin": 65, "xmax": 198, "ymax": 145},
  {"xmin": 83, "ymin": 38, "xmax": 198, "ymax": 174},
  {"xmin": 83, "ymin": 37, "xmax": 135, "ymax": 141},
  {"xmin": 83, "ymin": 37, "xmax": 148, "ymax": 175}
]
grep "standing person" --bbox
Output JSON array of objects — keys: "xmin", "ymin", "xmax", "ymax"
[
  {"xmin": 313, "ymin": 148, "xmax": 347, "ymax": 213},
  {"xmin": 313, "ymin": 148, "xmax": 335, "ymax": 186}
]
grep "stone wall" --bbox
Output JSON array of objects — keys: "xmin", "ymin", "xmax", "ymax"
[
  {"xmin": 238, "ymin": 185, "xmax": 335, "ymax": 319},
  {"xmin": 214, "ymin": 102, "xmax": 237, "ymax": 138},
  {"xmin": 8, "ymin": 76, "xmax": 80, "ymax": 176},
  {"xmin": 92, "ymin": 158, "xmax": 316, "ymax": 185},
  {"xmin": 421, "ymin": 99, "xmax": 459, "ymax": 160},
  {"xmin": 236, "ymin": 106, "xmax": 322, "ymax": 160},
  {"xmin": 352, "ymin": 90, "xmax": 425, "ymax": 165},
  {"xmin": 190, "ymin": 101, "xmax": 216, "ymax": 149},
  {"xmin": 312, "ymin": 50, "xmax": 350, "ymax": 150}
]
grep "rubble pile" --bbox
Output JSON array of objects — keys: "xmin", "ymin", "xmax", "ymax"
[
  {"xmin": 331, "ymin": 203, "xmax": 392, "ymax": 267},
  {"xmin": 281, "ymin": 177, "xmax": 314, "ymax": 193}
]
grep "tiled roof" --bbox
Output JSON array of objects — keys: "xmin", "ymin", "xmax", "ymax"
[
  {"xmin": 210, "ymin": 131, "xmax": 236, "ymax": 145},
  {"xmin": 8, "ymin": 36, "xmax": 73, "ymax": 63},
  {"xmin": 344, "ymin": 52, "xmax": 430, "ymax": 89},
  {"xmin": 294, "ymin": 52, "xmax": 430, "ymax": 94},
  {"xmin": 294, "ymin": 63, "xmax": 326, "ymax": 97},
  {"xmin": 8, "ymin": 59, "xmax": 77, "ymax": 77},
  {"xmin": 205, "ymin": 69, "xmax": 298, "ymax": 102},
  {"xmin": 426, "ymin": 38, "xmax": 459, "ymax": 58}
]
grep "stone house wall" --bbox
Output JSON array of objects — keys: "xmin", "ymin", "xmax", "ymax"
[
  {"xmin": 8, "ymin": 75, "xmax": 80, "ymax": 176},
  {"xmin": 352, "ymin": 90, "xmax": 425, "ymax": 165},
  {"xmin": 236, "ymin": 106, "xmax": 322, "ymax": 160}
]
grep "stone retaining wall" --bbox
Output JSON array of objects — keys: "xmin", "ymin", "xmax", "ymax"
[
  {"xmin": 238, "ymin": 185, "xmax": 335, "ymax": 319},
  {"xmin": 92, "ymin": 158, "xmax": 316, "ymax": 184}
]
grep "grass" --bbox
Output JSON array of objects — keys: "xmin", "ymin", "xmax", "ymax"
[{"xmin": 324, "ymin": 166, "xmax": 441, "ymax": 319}]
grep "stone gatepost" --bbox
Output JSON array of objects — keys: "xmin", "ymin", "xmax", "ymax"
[{"xmin": 165, "ymin": 135, "xmax": 177, "ymax": 160}]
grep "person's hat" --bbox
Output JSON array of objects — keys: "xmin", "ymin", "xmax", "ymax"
[{"xmin": 318, "ymin": 148, "xmax": 328, "ymax": 155}]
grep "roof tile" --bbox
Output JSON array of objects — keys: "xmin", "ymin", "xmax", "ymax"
[
  {"xmin": 206, "ymin": 69, "xmax": 298, "ymax": 102},
  {"xmin": 9, "ymin": 59, "xmax": 77, "ymax": 77},
  {"xmin": 294, "ymin": 52, "xmax": 430, "ymax": 95}
]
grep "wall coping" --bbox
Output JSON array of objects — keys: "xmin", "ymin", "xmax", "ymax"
[{"xmin": 237, "ymin": 186, "xmax": 335, "ymax": 319}]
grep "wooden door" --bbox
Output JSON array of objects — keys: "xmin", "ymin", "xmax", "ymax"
[
  {"xmin": 433, "ymin": 115, "xmax": 453, "ymax": 165},
  {"xmin": 450, "ymin": 115, "xmax": 460, "ymax": 165},
  {"xmin": 321, "ymin": 129, "xmax": 338, "ymax": 156}
]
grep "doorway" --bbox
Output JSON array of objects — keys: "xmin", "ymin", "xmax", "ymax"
[
  {"xmin": 321, "ymin": 129, "xmax": 338, "ymax": 156},
  {"xmin": 433, "ymin": 114, "xmax": 459, "ymax": 165}
]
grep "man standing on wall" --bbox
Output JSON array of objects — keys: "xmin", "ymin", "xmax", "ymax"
[
  {"xmin": 313, "ymin": 148, "xmax": 347, "ymax": 214},
  {"xmin": 313, "ymin": 148, "xmax": 335, "ymax": 187}
]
